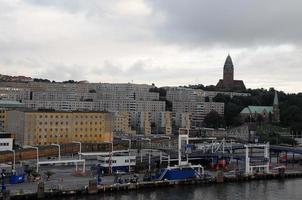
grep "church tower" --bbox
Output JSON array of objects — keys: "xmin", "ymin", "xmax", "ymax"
[
  {"xmin": 223, "ymin": 54, "xmax": 234, "ymax": 87},
  {"xmin": 216, "ymin": 54, "xmax": 246, "ymax": 90},
  {"xmin": 273, "ymin": 91, "xmax": 280, "ymax": 122}
]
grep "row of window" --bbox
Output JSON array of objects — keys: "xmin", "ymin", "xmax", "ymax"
[
  {"xmin": 74, "ymin": 134, "xmax": 102, "ymax": 138},
  {"xmin": 38, "ymin": 121, "xmax": 103, "ymax": 125},
  {"xmin": 38, "ymin": 115, "xmax": 103, "ymax": 119},
  {"xmin": 37, "ymin": 128, "xmax": 102, "ymax": 132},
  {"xmin": 99, "ymin": 159, "xmax": 135, "ymax": 164},
  {"xmin": 0, "ymin": 142, "xmax": 10, "ymax": 146},
  {"xmin": 36, "ymin": 134, "xmax": 102, "ymax": 138}
]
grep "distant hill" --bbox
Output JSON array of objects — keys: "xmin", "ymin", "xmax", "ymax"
[{"xmin": 0, "ymin": 74, "xmax": 32, "ymax": 82}]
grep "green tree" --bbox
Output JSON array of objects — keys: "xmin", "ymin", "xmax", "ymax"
[
  {"xmin": 224, "ymin": 102, "xmax": 244, "ymax": 127},
  {"xmin": 44, "ymin": 171, "xmax": 55, "ymax": 181},
  {"xmin": 282, "ymin": 105, "xmax": 302, "ymax": 126},
  {"xmin": 204, "ymin": 110, "xmax": 225, "ymax": 129}
]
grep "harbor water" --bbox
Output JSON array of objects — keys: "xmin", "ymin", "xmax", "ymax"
[{"xmin": 58, "ymin": 178, "xmax": 302, "ymax": 200}]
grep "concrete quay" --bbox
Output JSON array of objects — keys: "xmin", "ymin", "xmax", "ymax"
[{"xmin": 2, "ymin": 170, "xmax": 302, "ymax": 200}]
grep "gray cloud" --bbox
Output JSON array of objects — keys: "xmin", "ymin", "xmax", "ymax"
[
  {"xmin": 146, "ymin": 0, "xmax": 302, "ymax": 47},
  {"xmin": 0, "ymin": 0, "xmax": 301, "ymax": 93}
]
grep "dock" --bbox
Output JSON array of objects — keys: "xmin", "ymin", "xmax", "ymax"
[{"xmin": 3, "ymin": 171, "xmax": 302, "ymax": 200}]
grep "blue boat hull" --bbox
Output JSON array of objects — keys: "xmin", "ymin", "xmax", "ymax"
[{"xmin": 157, "ymin": 167, "xmax": 198, "ymax": 180}]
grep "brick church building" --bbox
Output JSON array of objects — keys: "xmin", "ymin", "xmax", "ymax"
[{"xmin": 216, "ymin": 54, "xmax": 246, "ymax": 91}]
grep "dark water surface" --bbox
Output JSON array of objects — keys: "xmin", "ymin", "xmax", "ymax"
[{"xmin": 61, "ymin": 178, "xmax": 302, "ymax": 200}]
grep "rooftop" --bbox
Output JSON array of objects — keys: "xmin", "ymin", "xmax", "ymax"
[{"xmin": 0, "ymin": 100, "xmax": 24, "ymax": 108}]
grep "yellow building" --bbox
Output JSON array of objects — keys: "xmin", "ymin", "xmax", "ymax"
[{"xmin": 7, "ymin": 111, "xmax": 113, "ymax": 146}]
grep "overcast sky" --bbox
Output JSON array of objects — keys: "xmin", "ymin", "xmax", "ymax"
[{"xmin": 0, "ymin": 0, "xmax": 301, "ymax": 93}]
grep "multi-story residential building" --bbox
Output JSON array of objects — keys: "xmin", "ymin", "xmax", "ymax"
[
  {"xmin": 0, "ymin": 82, "xmax": 165, "ymax": 113},
  {"xmin": 136, "ymin": 101, "xmax": 166, "ymax": 112},
  {"xmin": 128, "ymin": 111, "xmax": 172, "ymax": 135},
  {"xmin": 173, "ymin": 112, "xmax": 192, "ymax": 130},
  {"xmin": 7, "ymin": 111, "xmax": 113, "ymax": 146},
  {"xmin": 0, "ymin": 100, "xmax": 24, "ymax": 131},
  {"xmin": 0, "ymin": 87, "xmax": 30, "ymax": 101},
  {"xmin": 166, "ymin": 87, "xmax": 205, "ymax": 102},
  {"xmin": 151, "ymin": 112, "xmax": 172, "ymax": 135},
  {"xmin": 172, "ymin": 101, "xmax": 224, "ymax": 128},
  {"xmin": 130, "ymin": 112, "xmax": 152, "ymax": 135},
  {"xmin": 112, "ymin": 112, "xmax": 135, "ymax": 135}
]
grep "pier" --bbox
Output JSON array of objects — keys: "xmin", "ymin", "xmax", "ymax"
[{"xmin": 3, "ymin": 170, "xmax": 302, "ymax": 200}]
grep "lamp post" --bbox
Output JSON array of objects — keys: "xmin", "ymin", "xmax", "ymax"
[
  {"xmin": 24, "ymin": 146, "xmax": 39, "ymax": 172},
  {"xmin": 141, "ymin": 138, "xmax": 151, "ymax": 171},
  {"xmin": 51, "ymin": 143, "xmax": 61, "ymax": 160},
  {"xmin": 72, "ymin": 141, "xmax": 82, "ymax": 160},
  {"xmin": 122, "ymin": 139, "xmax": 131, "ymax": 172},
  {"xmin": 8, "ymin": 150, "xmax": 16, "ymax": 173}
]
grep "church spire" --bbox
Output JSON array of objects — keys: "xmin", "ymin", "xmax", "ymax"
[
  {"xmin": 273, "ymin": 91, "xmax": 279, "ymax": 105},
  {"xmin": 224, "ymin": 54, "xmax": 234, "ymax": 70},
  {"xmin": 273, "ymin": 90, "xmax": 280, "ymax": 122}
]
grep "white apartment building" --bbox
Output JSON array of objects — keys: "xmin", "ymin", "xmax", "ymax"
[
  {"xmin": 173, "ymin": 112, "xmax": 192, "ymax": 130},
  {"xmin": 0, "ymin": 87, "xmax": 30, "ymax": 101},
  {"xmin": 151, "ymin": 111, "xmax": 172, "ymax": 135},
  {"xmin": 172, "ymin": 101, "xmax": 224, "ymax": 128},
  {"xmin": 166, "ymin": 87, "xmax": 205, "ymax": 102}
]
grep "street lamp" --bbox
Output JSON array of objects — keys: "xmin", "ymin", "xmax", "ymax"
[
  {"xmin": 141, "ymin": 138, "xmax": 152, "ymax": 171},
  {"xmin": 51, "ymin": 143, "xmax": 61, "ymax": 160},
  {"xmin": 8, "ymin": 150, "xmax": 16, "ymax": 173},
  {"xmin": 23, "ymin": 145, "xmax": 39, "ymax": 172},
  {"xmin": 72, "ymin": 141, "xmax": 82, "ymax": 160},
  {"xmin": 122, "ymin": 139, "xmax": 132, "ymax": 173}
]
